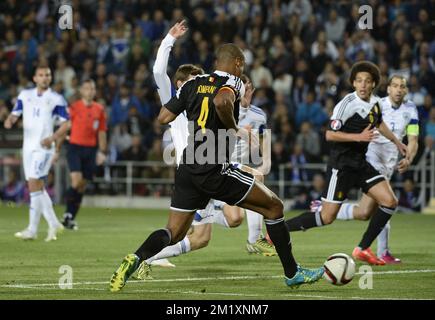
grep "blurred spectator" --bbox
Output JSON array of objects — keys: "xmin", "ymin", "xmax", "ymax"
[
  {"xmin": 424, "ymin": 107, "xmax": 435, "ymax": 150},
  {"xmin": 287, "ymin": 0, "xmax": 312, "ymax": 25},
  {"xmin": 325, "ymin": 9, "xmax": 346, "ymax": 44},
  {"xmin": 289, "ymin": 144, "xmax": 308, "ymax": 183},
  {"xmin": 110, "ymin": 83, "xmax": 140, "ymax": 126},
  {"xmin": 54, "ymin": 56, "xmax": 76, "ymax": 93},
  {"xmin": 296, "ymin": 122, "xmax": 321, "ymax": 162},
  {"xmin": 121, "ymin": 134, "xmax": 147, "ymax": 162},
  {"xmin": 110, "ymin": 123, "xmax": 133, "ymax": 158},
  {"xmin": 291, "ymin": 76, "xmax": 309, "ymax": 109},
  {"xmin": 295, "ymin": 90, "xmax": 328, "ymax": 130},
  {"xmin": 397, "ymin": 179, "xmax": 421, "ymax": 212},
  {"xmin": 407, "ymin": 74, "xmax": 428, "ymax": 108},
  {"xmin": 418, "ymin": 94, "xmax": 433, "ymax": 127},
  {"xmin": 272, "ymin": 72, "xmax": 293, "ymax": 97},
  {"xmin": 270, "ymin": 140, "xmax": 288, "ymax": 180},
  {"xmin": 0, "ymin": 99, "xmax": 9, "ymax": 125},
  {"xmin": 1, "ymin": 171, "xmax": 24, "ymax": 203},
  {"xmin": 311, "ymin": 31, "xmax": 339, "ymax": 61},
  {"xmin": 309, "ymin": 173, "xmax": 325, "ymax": 203},
  {"xmin": 250, "ymin": 58, "xmax": 273, "ymax": 89},
  {"xmin": 293, "ymin": 172, "xmax": 326, "ymax": 210}
]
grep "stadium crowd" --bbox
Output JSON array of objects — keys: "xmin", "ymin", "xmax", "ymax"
[{"xmin": 0, "ymin": 0, "xmax": 434, "ymax": 205}]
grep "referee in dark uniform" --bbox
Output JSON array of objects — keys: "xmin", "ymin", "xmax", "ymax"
[
  {"xmin": 62, "ymin": 79, "xmax": 108, "ymax": 230},
  {"xmin": 110, "ymin": 43, "xmax": 324, "ymax": 292}
]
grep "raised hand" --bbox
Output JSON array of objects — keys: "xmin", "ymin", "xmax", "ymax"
[
  {"xmin": 241, "ymin": 81, "xmax": 255, "ymax": 108},
  {"xmin": 397, "ymin": 158, "xmax": 410, "ymax": 173},
  {"xmin": 40, "ymin": 136, "xmax": 54, "ymax": 149},
  {"xmin": 169, "ymin": 20, "xmax": 188, "ymax": 39},
  {"xmin": 358, "ymin": 124, "xmax": 377, "ymax": 142},
  {"xmin": 397, "ymin": 142, "xmax": 408, "ymax": 158}
]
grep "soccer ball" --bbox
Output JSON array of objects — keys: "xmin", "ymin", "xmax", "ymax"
[{"xmin": 323, "ymin": 253, "xmax": 356, "ymax": 286}]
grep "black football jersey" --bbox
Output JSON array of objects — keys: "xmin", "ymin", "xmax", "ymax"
[
  {"xmin": 328, "ymin": 92, "xmax": 383, "ymax": 169},
  {"xmin": 165, "ymin": 70, "xmax": 244, "ymax": 171}
]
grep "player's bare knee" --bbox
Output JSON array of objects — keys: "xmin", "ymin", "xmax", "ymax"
[
  {"xmin": 227, "ymin": 215, "xmax": 243, "ymax": 227},
  {"xmin": 320, "ymin": 211, "xmax": 336, "ymax": 225},
  {"xmin": 322, "ymin": 215, "xmax": 335, "ymax": 225},
  {"xmin": 167, "ymin": 228, "xmax": 184, "ymax": 244},
  {"xmin": 189, "ymin": 232, "xmax": 210, "ymax": 249},
  {"xmin": 381, "ymin": 196, "xmax": 398, "ymax": 208},
  {"xmin": 267, "ymin": 197, "xmax": 284, "ymax": 220},
  {"xmin": 196, "ymin": 237, "xmax": 210, "ymax": 249},
  {"xmin": 359, "ymin": 209, "xmax": 371, "ymax": 221}
]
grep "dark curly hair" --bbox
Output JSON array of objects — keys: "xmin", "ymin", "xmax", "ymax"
[{"xmin": 349, "ymin": 61, "xmax": 381, "ymax": 89}]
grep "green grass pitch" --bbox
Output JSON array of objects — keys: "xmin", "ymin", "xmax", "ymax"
[{"xmin": 1, "ymin": 204, "xmax": 435, "ymax": 300}]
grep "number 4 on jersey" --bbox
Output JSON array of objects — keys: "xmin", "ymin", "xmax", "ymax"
[{"xmin": 197, "ymin": 97, "xmax": 209, "ymax": 133}]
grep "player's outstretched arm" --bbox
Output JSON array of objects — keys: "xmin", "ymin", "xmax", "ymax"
[
  {"xmin": 326, "ymin": 124, "xmax": 376, "ymax": 142},
  {"xmin": 398, "ymin": 135, "xmax": 418, "ymax": 173},
  {"xmin": 257, "ymin": 130, "xmax": 271, "ymax": 176},
  {"xmin": 153, "ymin": 20, "xmax": 188, "ymax": 105},
  {"xmin": 3, "ymin": 114, "xmax": 19, "ymax": 129},
  {"xmin": 157, "ymin": 107, "xmax": 178, "ymax": 125}
]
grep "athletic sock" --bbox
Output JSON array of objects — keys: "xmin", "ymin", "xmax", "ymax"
[
  {"xmin": 336, "ymin": 203, "xmax": 355, "ymax": 220},
  {"xmin": 145, "ymin": 237, "xmax": 191, "ymax": 264},
  {"xmin": 40, "ymin": 189, "xmax": 60, "ymax": 229},
  {"xmin": 135, "ymin": 228, "xmax": 172, "ymax": 263},
  {"xmin": 72, "ymin": 192, "xmax": 83, "ymax": 219},
  {"xmin": 358, "ymin": 206, "xmax": 396, "ymax": 250},
  {"xmin": 28, "ymin": 191, "xmax": 43, "ymax": 234},
  {"xmin": 246, "ymin": 209, "xmax": 263, "ymax": 243},
  {"xmin": 265, "ymin": 218, "xmax": 297, "ymax": 278},
  {"xmin": 65, "ymin": 187, "xmax": 83, "ymax": 219},
  {"xmin": 284, "ymin": 211, "xmax": 324, "ymax": 232},
  {"xmin": 377, "ymin": 221, "xmax": 391, "ymax": 257}
]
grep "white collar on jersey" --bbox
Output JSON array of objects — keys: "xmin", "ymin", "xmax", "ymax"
[
  {"xmin": 34, "ymin": 87, "xmax": 51, "ymax": 97},
  {"xmin": 353, "ymin": 91, "xmax": 379, "ymax": 105},
  {"xmin": 214, "ymin": 70, "xmax": 236, "ymax": 78},
  {"xmin": 386, "ymin": 96, "xmax": 403, "ymax": 110}
]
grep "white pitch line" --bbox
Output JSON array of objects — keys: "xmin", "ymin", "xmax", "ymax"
[
  {"xmin": 2, "ymin": 269, "xmax": 435, "ymax": 290},
  {"xmin": 1, "ymin": 285, "xmax": 432, "ymax": 300}
]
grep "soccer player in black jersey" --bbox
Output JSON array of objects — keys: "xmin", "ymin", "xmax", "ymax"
[
  {"xmin": 285, "ymin": 61, "xmax": 408, "ymax": 265},
  {"xmin": 110, "ymin": 43, "xmax": 324, "ymax": 292}
]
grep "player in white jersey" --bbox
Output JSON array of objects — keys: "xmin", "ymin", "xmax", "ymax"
[
  {"xmin": 231, "ymin": 74, "xmax": 274, "ymax": 255},
  {"xmin": 334, "ymin": 75, "xmax": 419, "ymax": 263},
  {"xmin": 4, "ymin": 66, "xmax": 70, "ymax": 242},
  {"xmin": 145, "ymin": 21, "xmax": 244, "ymax": 269}
]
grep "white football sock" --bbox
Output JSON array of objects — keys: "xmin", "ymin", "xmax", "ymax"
[
  {"xmin": 213, "ymin": 210, "xmax": 230, "ymax": 228},
  {"xmin": 336, "ymin": 203, "xmax": 355, "ymax": 220},
  {"xmin": 40, "ymin": 189, "xmax": 60, "ymax": 229},
  {"xmin": 377, "ymin": 221, "xmax": 390, "ymax": 257},
  {"xmin": 246, "ymin": 209, "xmax": 263, "ymax": 243},
  {"xmin": 28, "ymin": 191, "xmax": 43, "ymax": 234},
  {"xmin": 145, "ymin": 237, "xmax": 191, "ymax": 264}
]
